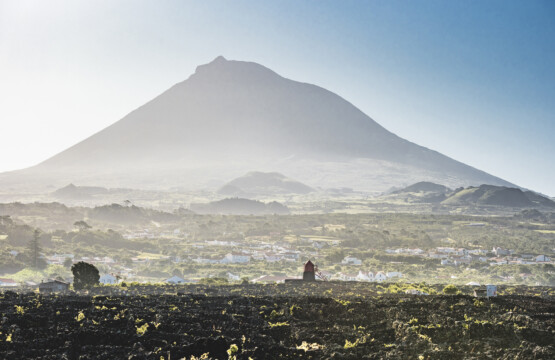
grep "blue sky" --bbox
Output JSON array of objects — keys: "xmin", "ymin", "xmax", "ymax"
[{"xmin": 1, "ymin": 0, "xmax": 554, "ymax": 195}]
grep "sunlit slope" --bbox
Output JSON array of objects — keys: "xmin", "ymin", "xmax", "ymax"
[{"xmin": 441, "ymin": 185, "xmax": 555, "ymax": 207}]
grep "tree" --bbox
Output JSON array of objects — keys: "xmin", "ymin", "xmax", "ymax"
[
  {"xmin": 443, "ymin": 284, "xmax": 459, "ymax": 295},
  {"xmin": 26, "ymin": 229, "xmax": 47, "ymax": 270},
  {"xmin": 74, "ymin": 220, "xmax": 91, "ymax": 231},
  {"xmin": 71, "ymin": 261, "xmax": 100, "ymax": 290}
]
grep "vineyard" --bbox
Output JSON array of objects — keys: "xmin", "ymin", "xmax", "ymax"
[{"xmin": 0, "ymin": 283, "xmax": 553, "ymax": 359}]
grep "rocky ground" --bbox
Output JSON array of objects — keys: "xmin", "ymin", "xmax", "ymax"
[{"xmin": 0, "ymin": 284, "xmax": 553, "ymax": 359}]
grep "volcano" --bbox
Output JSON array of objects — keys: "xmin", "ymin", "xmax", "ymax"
[{"xmin": 0, "ymin": 56, "xmax": 514, "ymax": 192}]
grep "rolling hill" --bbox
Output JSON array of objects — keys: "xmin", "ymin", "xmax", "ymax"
[
  {"xmin": 381, "ymin": 182, "xmax": 555, "ymax": 209},
  {"xmin": 392, "ymin": 181, "xmax": 451, "ymax": 194},
  {"xmin": 442, "ymin": 185, "xmax": 555, "ymax": 208},
  {"xmin": 218, "ymin": 172, "xmax": 313, "ymax": 197},
  {"xmin": 190, "ymin": 198, "xmax": 289, "ymax": 215}
]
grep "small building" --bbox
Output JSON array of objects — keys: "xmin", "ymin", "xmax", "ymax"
[
  {"xmin": 474, "ymin": 284, "xmax": 497, "ymax": 298},
  {"xmin": 356, "ymin": 271, "xmax": 374, "ymax": 282},
  {"xmin": 339, "ymin": 272, "xmax": 358, "ymax": 281},
  {"xmin": 99, "ymin": 274, "xmax": 118, "ymax": 285},
  {"xmin": 227, "ymin": 272, "xmax": 240, "ymax": 281},
  {"xmin": 535, "ymin": 255, "xmax": 551, "ymax": 262},
  {"xmin": 375, "ymin": 272, "xmax": 387, "ymax": 282},
  {"xmin": 253, "ymin": 275, "xmax": 291, "ymax": 284},
  {"xmin": 39, "ymin": 280, "xmax": 70, "ymax": 293},
  {"xmin": 166, "ymin": 276, "xmax": 185, "ymax": 284},
  {"xmin": 0, "ymin": 278, "xmax": 18, "ymax": 287},
  {"xmin": 221, "ymin": 252, "xmax": 250, "ymax": 264},
  {"xmin": 486, "ymin": 284, "xmax": 497, "ymax": 297},
  {"xmin": 341, "ymin": 256, "xmax": 362, "ymax": 265}
]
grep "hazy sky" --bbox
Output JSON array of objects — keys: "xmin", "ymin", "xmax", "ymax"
[{"xmin": 1, "ymin": 0, "xmax": 554, "ymax": 195}]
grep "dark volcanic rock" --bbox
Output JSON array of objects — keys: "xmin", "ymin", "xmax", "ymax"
[{"xmin": 0, "ymin": 287, "xmax": 553, "ymax": 359}]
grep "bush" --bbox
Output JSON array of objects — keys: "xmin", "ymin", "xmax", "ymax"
[{"xmin": 443, "ymin": 284, "xmax": 459, "ymax": 295}]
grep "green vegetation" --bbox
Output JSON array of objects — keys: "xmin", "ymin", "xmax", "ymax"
[
  {"xmin": 443, "ymin": 284, "xmax": 459, "ymax": 295},
  {"xmin": 0, "ymin": 202, "xmax": 553, "ymax": 286}
]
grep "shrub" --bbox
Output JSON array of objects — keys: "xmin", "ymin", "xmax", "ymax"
[{"xmin": 443, "ymin": 284, "xmax": 458, "ymax": 295}]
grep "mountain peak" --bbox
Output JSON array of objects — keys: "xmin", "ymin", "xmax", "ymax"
[
  {"xmin": 212, "ymin": 55, "xmax": 227, "ymax": 63},
  {"xmin": 192, "ymin": 56, "xmax": 280, "ymax": 83}
]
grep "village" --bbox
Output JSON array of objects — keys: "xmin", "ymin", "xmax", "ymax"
[{"xmin": 1, "ymin": 230, "xmax": 552, "ymax": 289}]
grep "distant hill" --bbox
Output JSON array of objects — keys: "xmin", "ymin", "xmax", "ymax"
[
  {"xmin": 381, "ymin": 181, "xmax": 450, "ymax": 203},
  {"xmin": 53, "ymin": 184, "xmax": 109, "ymax": 200},
  {"xmin": 0, "ymin": 202, "xmax": 180, "ymax": 230},
  {"xmin": 442, "ymin": 185, "xmax": 555, "ymax": 208},
  {"xmin": 218, "ymin": 172, "xmax": 313, "ymax": 197},
  {"xmin": 393, "ymin": 182, "xmax": 451, "ymax": 194},
  {"xmin": 190, "ymin": 198, "xmax": 290, "ymax": 215},
  {"xmin": 88, "ymin": 204, "xmax": 179, "ymax": 224},
  {"xmin": 0, "ymin": 56, "xmax": 515, "ymax": 193},
  {"xmin": 381, "ymin": 182, "xmax": 555, "ymax": 208}
]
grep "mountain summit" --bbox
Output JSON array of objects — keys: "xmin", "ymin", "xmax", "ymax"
[{"xmin": 0, "ymin": 56, "xmax": 514, "ymax": 192}]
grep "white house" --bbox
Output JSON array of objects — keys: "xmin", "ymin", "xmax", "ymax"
[
  {"xmin": 166, "ymin": 276, "xmax": 185, "ymax": 284},
  {"xmin": 375, "ymin": 272, "xmax": 387, "ymax": 282},
  {"xmin": 227, "ymin": 272, "xmax": 240, "ymax": 281},
  {"xmin": 536, "ymin": 255, "xmax": 551, "ymax": 262},
  {"xmin": 221, "ymin": 253, "xmax": 250, "ymax": 264},
  {"xmin": 99, "ymin": 274, "xmax": 118, "ymax": 285},
  {"xmin": 356, "ymin": 271, "xmax": 374, "ymax": 282},
  {"xmin": 341, "ymin": 256, "xmax": 362, "ymax": 265},
  {"xmin": 339, "ymin": 273, "xmax": 358, "ymax": 281}
]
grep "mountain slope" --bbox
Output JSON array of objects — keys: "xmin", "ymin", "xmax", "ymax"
[{"xmin": 0, "ymin": 56, "xmax": 515, "ymax": 192}]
